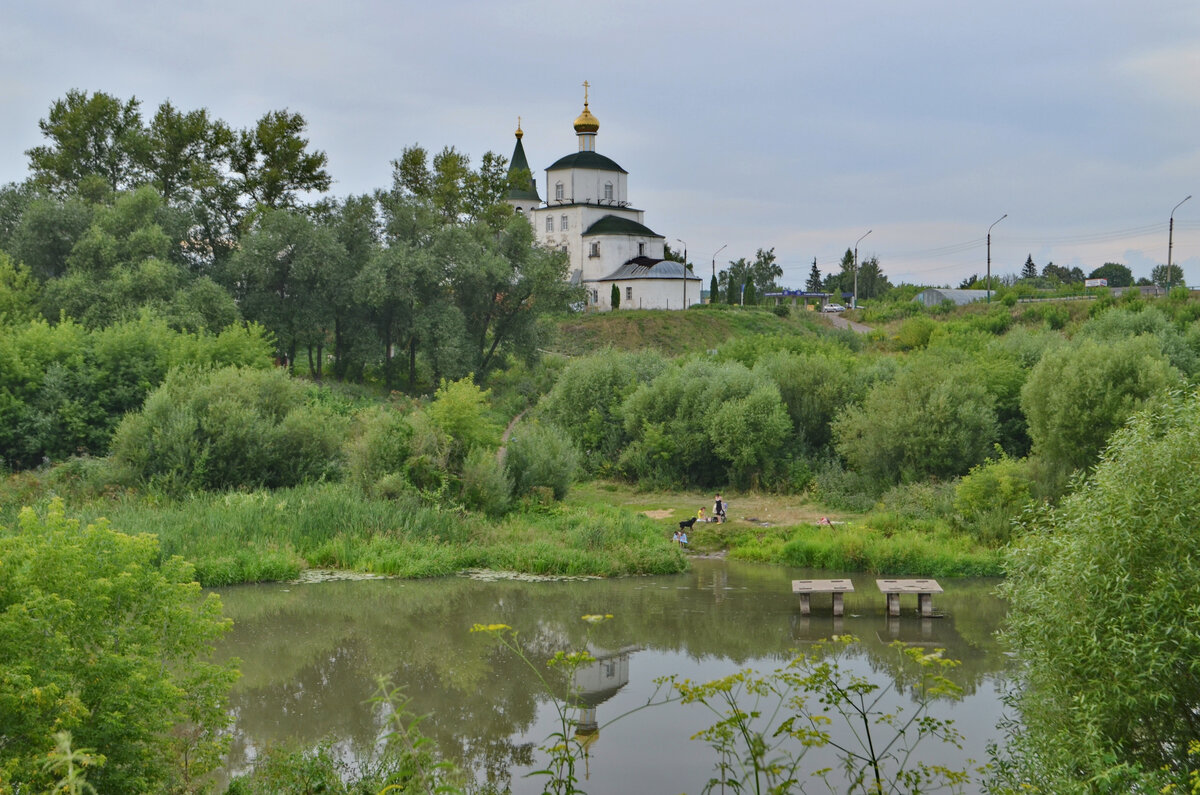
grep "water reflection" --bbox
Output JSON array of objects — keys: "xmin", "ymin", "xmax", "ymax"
[{"xmin": 214, "ymin": 559, "xmax": 1009, "ymax": 793}]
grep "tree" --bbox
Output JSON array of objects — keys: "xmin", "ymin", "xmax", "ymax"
[
  {"xmin": 709, "ymin": 273, "xmax": 718, "ymax": 304},
  {"xmin": 1152, "ymin": 262, "xmax": 1184, "ymax": 289},
  {"xmin": 1042, "ymin": 262, "xmax": 1084, "ymax": 285},
  {"xmin": 143, "ymin": 100, "xmax": 234, "ymax": 204},
  {"xmin": 26, "ymin": 90, "xmax": 147, "ymax": 194},
  {"xmin": 110, "ymin": 365, "xmax": 346, "ymax": 491},
  {"xmin": 996, "ymin": 389, "xmax": 1200, "ymax": 790},
  {"xmin": 230, "ymin": 109, "xmax": 331, "ymax": 210},
  {"xmin": 746, "ymin": 247, "xmax": 782, "ymax": 297},
  {"xmin": 611, "ymin": 282, "xmax": 620, "ymax": 309},
  {"xmin": 0, "ymin": 500, "xmax": 237, "ymax": 793},
  {"xmin": 806, "ymin": 258, "xmax": 822, "ymax": 292},
  {"xmin": 855, "ymin": 255, "xmax": 891, "ymax": 300},
  {"xmin": 833, "ymin": 357, "xmax": 998, "ymax": 484},
  {"xmin": 1020, "ymin": 335, "xmax": 1182, "ymax": 481},
  {"xmin": 1088, "ymin": 262, "xmax": 1132, "ymax": 287},
  {"xmin": 1020, "ymin": 254, "xmax": 1038, "ymax": 280},
  {"xmin": 743, "ymin": 280, "xmax": 758, "ymax": 305}
]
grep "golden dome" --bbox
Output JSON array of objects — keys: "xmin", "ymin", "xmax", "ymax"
[
  {"xmin": 515, "ymin": 116, "xmax": 523, "ymax": 140},
  {"xmin": 574, "ymin": 103, "xmax": 599, "ymax": 134}
]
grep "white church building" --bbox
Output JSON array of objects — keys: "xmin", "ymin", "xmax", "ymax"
[{"xmin": 506, "ymin": 88, "xmax": 701, "ymax": 311}]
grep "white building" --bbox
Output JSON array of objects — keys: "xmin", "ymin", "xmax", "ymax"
[{"xmin": 506, "ymin": 89, "xmax": 701, "ymax": 311}]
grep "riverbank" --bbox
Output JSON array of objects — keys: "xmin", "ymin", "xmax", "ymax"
[{"xmin": 2, "ymin": 476, "xmax": 1002, "ymax": 586}]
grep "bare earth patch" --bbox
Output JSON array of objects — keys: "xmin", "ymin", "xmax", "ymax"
[{"xmin": 642, "ymin": 509, "xmax": 675, "ymax": 519}]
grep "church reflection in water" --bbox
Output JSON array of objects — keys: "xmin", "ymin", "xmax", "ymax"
[{"xmin": 569, "ymin": 644, "xmax": 640, "ymax": 779}]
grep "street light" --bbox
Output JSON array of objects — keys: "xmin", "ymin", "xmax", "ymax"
[
  {"xmin": 711, "ymin": 243, "xmax": 727, "ymax": 304},
  {"xmin": 853, "ymin": 230, "xmax": 871, "ymax": 309},
  {"xmin": 676, "ymin": 238, "xmax": 688, "ymax": 309},
  {"xmin": 987, "ymin": 214, "xmax": 1007, "ymax": 303},
  {"xmin": 1168, "ymin": 195, "xmax": 1191, "ymax": 291}
]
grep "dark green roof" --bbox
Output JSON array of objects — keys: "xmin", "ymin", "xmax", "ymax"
[
  {"xmin": 507, "ymin": 138, "xmax": 540, "ymax": 201},
  {"xmin": 582, "ymin": 215, "xmax": 662, "ymax": 238},
  {"xmin": 546, "ymin": 150, "xmax": 627, "ymax": 174}
]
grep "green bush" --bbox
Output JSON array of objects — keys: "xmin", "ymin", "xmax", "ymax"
[
  {"xmin": 505, "ymin": 420, "xmax": 579, "ymax": 500},
  {"xmin": 110, "ymin": 366, "xmax": 346, "ymax": 492},
  {"xmin": 460, "ymin": 446, "xmax": 512, "ymax": 516},
  {"xmin": 894, "ymin": 315, "xmax": 936, "ymax": 350},
  {"xmin": 996, "ymin": 389, "xmax": 1200, "ymax": 790},
  {"xmin": 346, "ymin": 405, "xmax": 414, "ymax": 489},
  {"xmin": 954, "ymin": 453, "xmax": 1034, "ymax": 545},
  {"xmin": 538, "ymin": 348, "xmax": 668, "ymax": 473},
  {"xmin": 833, "ymin": 357, "xmax": 998, "ymax": 484}
]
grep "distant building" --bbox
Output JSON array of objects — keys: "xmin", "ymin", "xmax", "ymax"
[
  {"xmin": 912, "ymin": 288, "xmax": 990, "ymax": 307},
  {"xmin": 506, "ymin": 85, "xmax": 701, "ymax": 311}
]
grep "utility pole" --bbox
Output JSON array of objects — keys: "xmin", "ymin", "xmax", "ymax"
[
  {"xmin": 1169, "ymin": 196, "xmax": 1191, "ymax": 291},
  {"xmin": 711, "ymin": 243, "xmax": 726, "ymax": 304},
  {"xmin": 677, "ymin": 238, "xmax": 688, "ymax": 309},
  {"xmin": 987, "ymin": 214, "xmax": 1007, "ymax": 303},
  {"xmin": 853, "ymin": 230, "xmax": 871, "ymax": 309}
]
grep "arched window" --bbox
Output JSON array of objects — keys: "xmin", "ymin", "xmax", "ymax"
[
  {"xmin": 555, "ymin": 182, "xmax": 564, "ymax": 201},
  {"xmin": 604, "ymin": 182, "xmax": 613, "ymax": 201},
  {"xmin": 589, "ymin": 241, "xmax": 600, "ymax": 258},
  {"xmin": 546, "ymin": 216, "xmax": 553, "ymax": 232},
  {"xmin": 560, "ymin": 214, "xmax": 568, "ymax": 231}
]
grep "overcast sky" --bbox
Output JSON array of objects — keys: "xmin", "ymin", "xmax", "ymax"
[{"xmin": 4, "ymin": 0, "xmax": 1200, "ymax": 287}]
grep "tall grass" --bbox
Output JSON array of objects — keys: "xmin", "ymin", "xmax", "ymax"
[
  {"xmin": 724, "ymin": 521, "xmax": 1002, "ymax": 577},
  {"xmin": 8, "ymin": 482, "xmax": 687, "ymax": 586}
]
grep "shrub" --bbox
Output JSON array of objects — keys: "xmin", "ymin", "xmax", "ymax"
[
  {"xmin": 110, "ymin": 366, "xmax": 346, "ymax": 492},
  {"xmin": 954, "ymin": 453, "xmax": 1034, "ymax": 545},
  {"xmin": 505, "ymin": 420, "xmax": 579, "ymax": 500},
  {"xmin": 894, "ymin": 315, "xmax": 936, "ymax": 350},
  {"xmin": 460, "ymin": 446, "xmax": 512, "ymax": 516},
  {"xmin": 346, "ymin": 405, "xmax": 414, "ymax": 489}
]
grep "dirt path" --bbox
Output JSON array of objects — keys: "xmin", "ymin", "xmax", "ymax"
[
  {"xmin": 496, "ymin": 409, "xmax": 528, "ymax": 464},
  {"xmin": 828, "ymin": 314, "xmax": 873, "ymax": 334}
]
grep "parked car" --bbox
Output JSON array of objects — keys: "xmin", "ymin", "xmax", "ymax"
[{"xmin": 822, "ymin": 303, "xmax": 846, "ymax": 313}]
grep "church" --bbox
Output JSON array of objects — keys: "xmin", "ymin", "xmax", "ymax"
[{"xmin": 506, "ymin": 86, "xmax": 702, "ymax": 311}]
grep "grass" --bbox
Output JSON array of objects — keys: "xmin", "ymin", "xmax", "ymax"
[
  {"xmin": 1, "ymin": 481, "xmax": 687, "ymax": 586},
  {"xmin": 547, "ymin": 306, "xmax": 824, "ymax": 357},
  {"xmin": 567, "ymin": 480, "xmax": 1003, "ymax": 577}
]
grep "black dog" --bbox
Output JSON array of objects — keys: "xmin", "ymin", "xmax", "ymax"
[{"xmin": 679, "ymin": 517, "xmax": 698, "ymax": 531}]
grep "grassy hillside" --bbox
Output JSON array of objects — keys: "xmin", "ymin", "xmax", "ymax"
[{"xmin": 548, "ymin": 306, "xmax": 835, "ymax": 356}]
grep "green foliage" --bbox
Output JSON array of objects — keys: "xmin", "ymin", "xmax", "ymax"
[
  {"xmin": 672, "ymin": 636, "xmax": 972, "ymax": 793},
  {"xmin": 505, "ymin": 420, "xmax": 580, "ymax": 500},
  {"xmin": 0, "ymin": 500, "xmax": 237, "ymax": 793},
  {"xmin": 110, "ymin": 365, "xmax": 346, "ymax": 492},
  {"xmin": 538, "ymin": 349, "xmax": 668, "ymax": 473},
  {"xmin": 427, "ymin": 376, "xmax": 501, "ymax": 469},
  {"xmin": 954, "ymin": 453, "xmax": 1034, "ymax": 545},
  {"xmin": 0, "ymin": 316, "xmax": 272, "ymax": 468},
  {"xmin": 0, "ymin": 251, "xmax": 38, "ymax": 324},
  {"xmin": 619, "ymin": 358, "xmax": 792, "ymax": 488},
  {"xmin": 1020, "ymin": 335, "xmax": 1182, "ymax": 483},
  {"xmin": 894, "ymin": 314, "xmax": 936, "ymax": 349},
  {"xmin": 611, "ymin": 282, "xmax": 620, "ymax": 309},
  {"xmin": 345, "ymin": 404, "xmax": 415, "ymax": 490},
  {"xmin": 996, "ymin": 390, "xmax": 1200, "ymax": 791},
  {"xmin": 461, "ymin": 446, "xmax": 513, "ymax": 516},
  {"xmin": 1077, "ymin": 304, "xmax": 1200, "ymax": 377},
  {"xmin": 834, "ymin": 357, "xmax": 998, "ymax": 485}
]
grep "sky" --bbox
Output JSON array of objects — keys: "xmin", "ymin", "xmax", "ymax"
[{"xmin": 3, "ymin": 0, "xmax": 1200, "ymax": 288}]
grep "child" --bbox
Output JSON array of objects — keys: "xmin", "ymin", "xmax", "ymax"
[{"xmin": 680, "ymin": 531, "xmax": 688, "ymax": 548}]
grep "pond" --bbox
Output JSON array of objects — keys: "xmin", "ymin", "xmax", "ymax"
[{"xmin": 214, "ymin": 559, "xmax": 1011, "ymax": 793}]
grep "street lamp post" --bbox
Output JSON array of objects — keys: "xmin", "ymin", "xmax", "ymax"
[
  {"xmin": 711, "ymin": 243, "xmax": 727, "ymax": 304},
  {"xmin": 853, "ymin": 230, "xmax": 871, "ymax": 309},
  {"xmin": 987, "ymin": 214, "xmax": 1007, "ymax": 303},
  {"xmin": 677, "ymin": 238, "xmax": 688, "ymax": 309},
  {"xmin": 1168, "ymin": 196, "xmax": 1191, "ymax": 291}
]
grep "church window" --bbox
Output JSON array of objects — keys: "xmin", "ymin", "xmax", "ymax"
[
  {"xmin": 560, "ymin": 244, "xmax": 568, "ymax": 254},
  {"xmin": 592, "ymin": 289, "xmax": 598, "ymax": 304},
  {"xmin": 638, "ymin": 242, "xmax": 646, "ymax": 256},
  {"xmin": 626, "ymin": 286, "xmax": 633, "ymax": 301},
  {"xmin": 589, "ymin": 241, "xmax": 600, "ymax": 258},
  {"xmin": 555, "ymin": 182, "xmax": 564, "ymax": 201},
  {"xmin": 604, "ymin": 182, "xmax": 613, "ymax": 201},
  {"xmin": 561, "ymin": 214, "xmax": 568, "ymax": 231},
  {"xmin": 546, "ymin": 216, "xmax": 553, "ymax": 232}
]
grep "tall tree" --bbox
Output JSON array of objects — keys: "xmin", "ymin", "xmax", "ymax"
[
  {"xmin": 1088, "ymin": 262, "xmax": 1132, "ymax": 287},
  {"xmin": 806, "ymin": 258, "xmax": 822, "ymax": 292},
  {"xmin": 143, "ymin": 101, "xmax": 234, "ymax": 204},
  {"xmin": 1021, "ymin": 254, "xmax": 1038, "ymax": 280},
  {"xmin": 230, "ymin": 110, "xmax": 331, "ymax": 210},
  {"xmin": 26, "ymin": 90, "xmax": 147, "ymax": 195},
  {"xmin": 709, "ymin": 273, "xmax": 719, "ymax": 304},
  {"xmin": 1151, "ymin": 263, "xmax": 1184, "ymax": 289},
  {"xmin": 747, "ymin": 247, "xmax": 782, "ymax": 297}
]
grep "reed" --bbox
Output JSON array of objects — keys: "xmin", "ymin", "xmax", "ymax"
[{"xmin": 20, "ymin": 483, "xmax": 687, "ymax": 586}]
